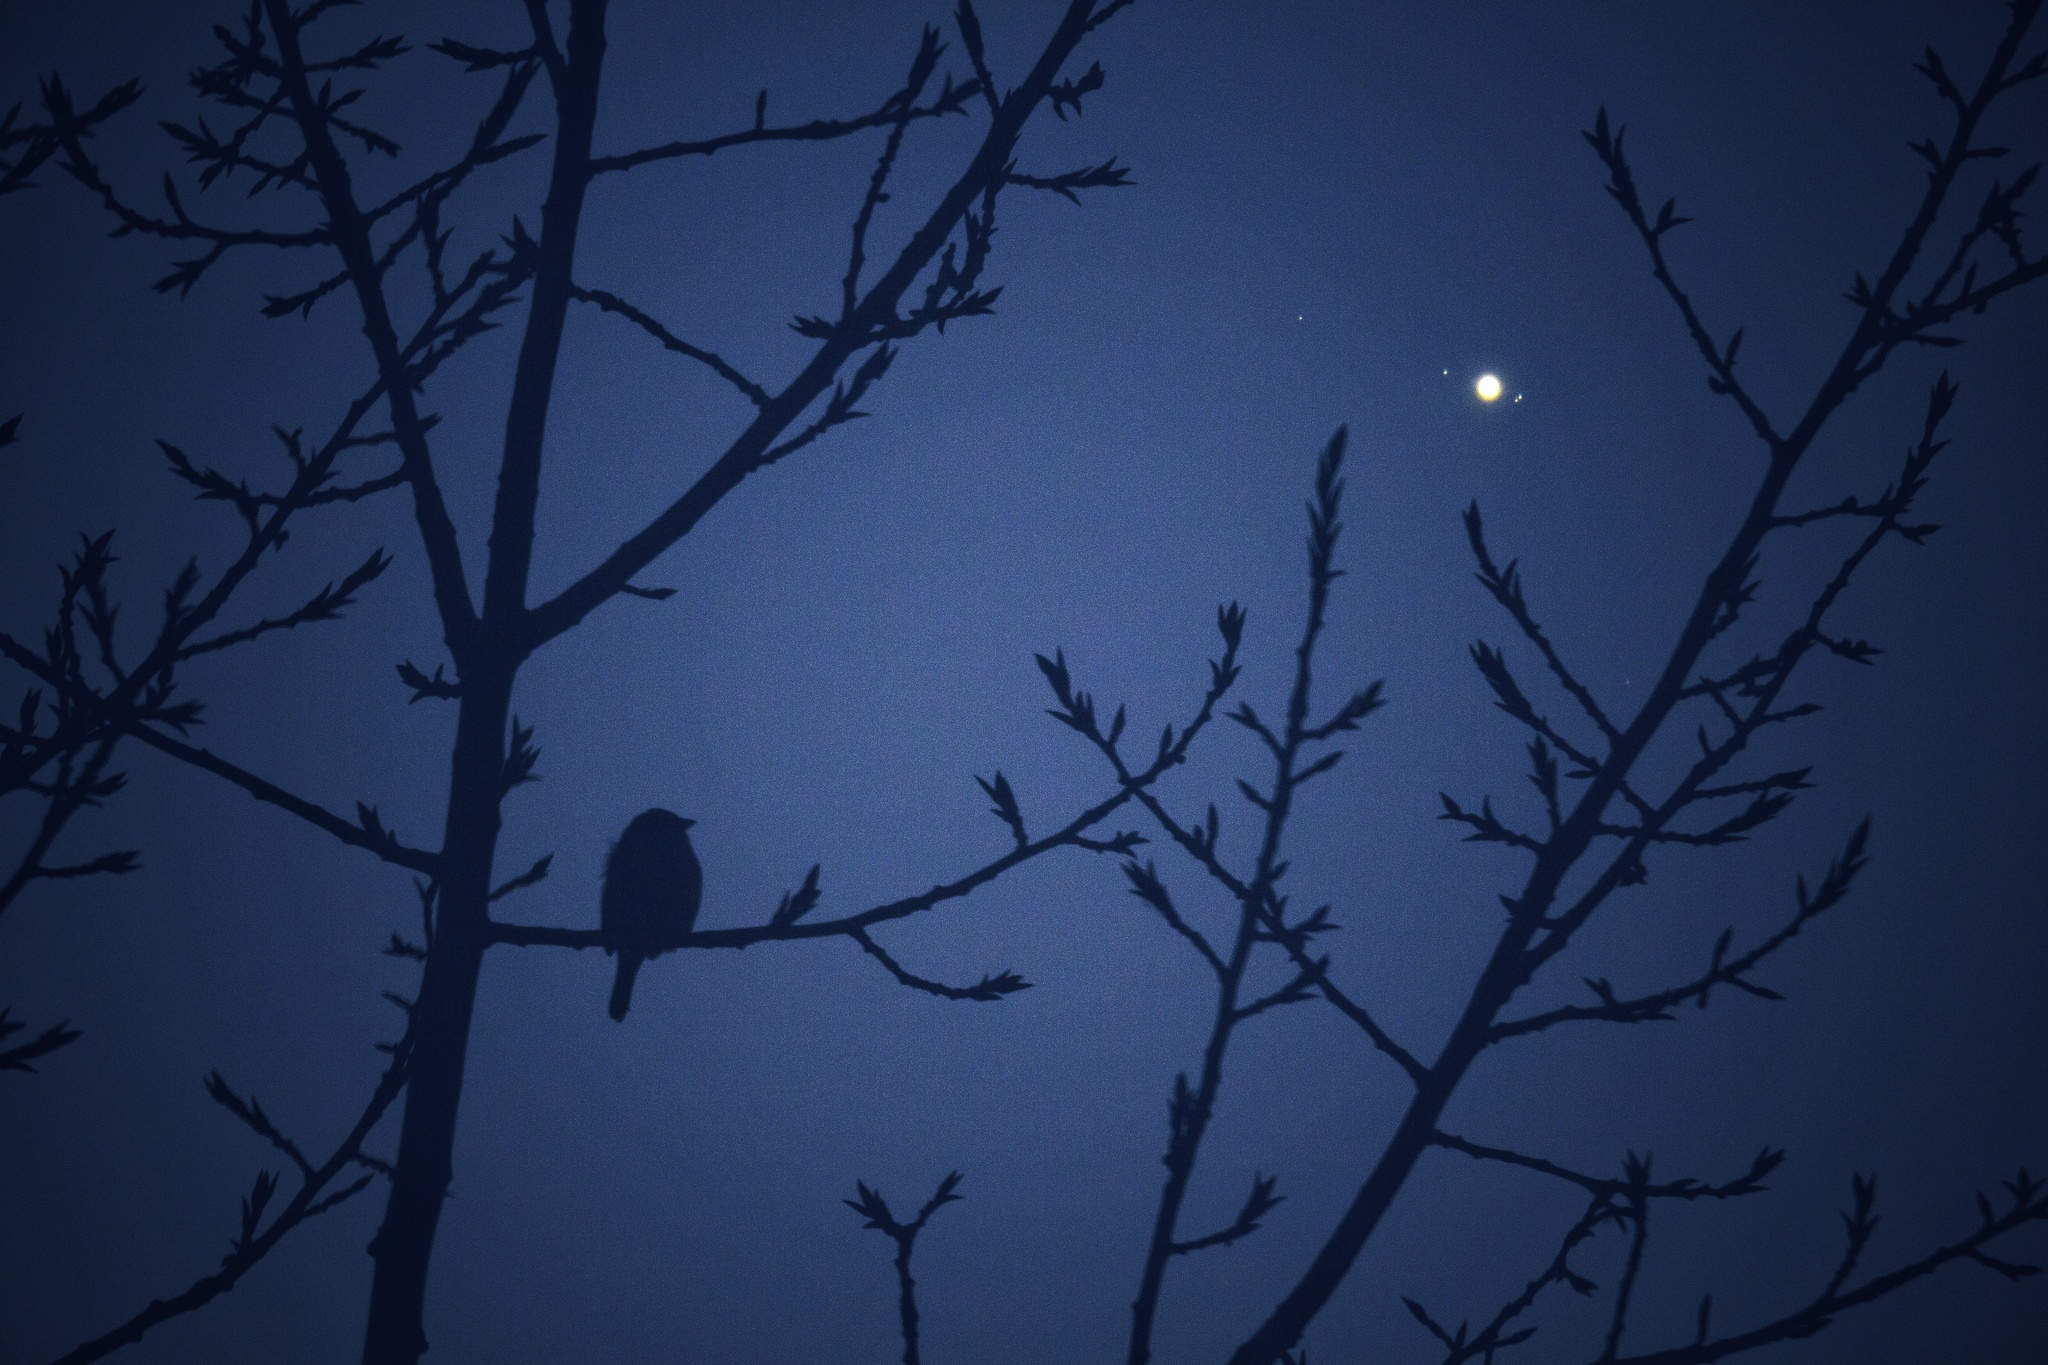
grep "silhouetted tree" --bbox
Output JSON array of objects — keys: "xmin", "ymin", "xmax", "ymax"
[
  {"xmin": 1, "ymin": 77, "xmax": 144, "ymax": 1078},
  {"xmin": 854, "ymin": 5, "xmax": 2047, "ymax": 1364},
  {"xmin": 3, "ymin": 3, "xmax": 1143, "ymax": 1361},
  {"xmin": 5, "ymin": 3, "xmax": 2045, "ymax": 1365}
]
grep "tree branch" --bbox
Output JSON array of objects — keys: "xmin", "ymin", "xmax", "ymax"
[
  {"xmin": 50, "ymin": 1016, "xmax": 416, "ymax": 1365},
  {"xmin": 491, "ymin": 769, "xmax": 1148, "ymax": 953},
  {"xmin": 0, "ymin": 1008, "xmax": 85, "ymax": 1073},
  {"xmin": 589, "ymin": 66, "xmax": 981, "ymax": 175},
  {"xmin": 520, "ymin": 0, "xmax": 1132, "ymax": 653},
  {"xmin": 120, "ymin": 723, "xmax": 438, "ymax": 875},
  {"xmin": 843, "ymin": 1170, "xmax": 963, "ymax": 1365},
  {"xmin": 1606, "ymin": 1169, "xmax": 2047, "ymax": 1365},
  {"xmin": 568, "ymin": 283, "xmax": 769, "ymax": 407}
]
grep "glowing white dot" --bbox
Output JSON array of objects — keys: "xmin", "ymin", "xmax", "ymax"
[{"xmin": 1476, "ymin": 373, "xmax": 1503, "ymax": 402}]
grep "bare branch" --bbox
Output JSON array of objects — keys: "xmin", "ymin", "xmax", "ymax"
[
  {"xmin": 1432, "ymin": 1132, "xmax": 1785, "ymax": 1203},
  {"xmin": 120, "ymin": 723, "xmax": 438, "ymax": 875},
  {"xmin": 0, "ymin": 734, "xmax": 133, "ymax": 921},
  {"xmin": 1122, "ymin": 858, "xmax": 1226, "ymax": 978},
  {"xmin": 850, "ymin": 927, "xmax": 1029, "ymax": 1002},
  {"xmin": 1464, "ymin": 502, "xmax": 1620, "ymax": 746},
  {"xmin": 1172, "ymin": 1171, "xmax": 1284, "ymax": 1255},
  {"xmin": 522, "ymin": 0, "xmax": 1137, "ymax": 651},
  {"xmin": 51, "ymin": 1015, "xmax": 415, "ymax": 1365},
  {"xmin": 844, "ymin": 1170, "xmax": 964, "ymax": 1365},
  {"xmin": 568, "ymin": 283, "xmax": 768, "ymax": 407},
  {"xmin": 0, "ymin": 1009, "xmax": 85, "ymax": 1073},
  {"xmin": 491, "ymin": 764, "xmax": 1154, "ymax": 954},
  {"xmin": 590, "ymin": 65, "xmax": 982, "ymax": 175},
  {"xmin": 1496, "ymin": 821, "xmax": 1867, "ymax": 1041},
  {"xmin": 1603, "ymin": 1168, "xmax": 2048, "ymax": 1365},
  {"xmin": 175, "ymin": 549, "xmax": 393, "ymax": 659}
]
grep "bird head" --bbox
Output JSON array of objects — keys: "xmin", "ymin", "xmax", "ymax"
[{"xmin": 622, "ymin": 807, "xmax": 695, "ymax": 833}]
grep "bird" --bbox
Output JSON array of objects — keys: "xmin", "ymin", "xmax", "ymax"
[{"xmin": 600, "ymin": 808, "xmax": 702, "ymax": 1021}]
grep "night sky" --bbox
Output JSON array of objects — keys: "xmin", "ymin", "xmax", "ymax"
[{"xmin": 3, "ymin": 3, "xmax": 2044, "ymax": 1363}]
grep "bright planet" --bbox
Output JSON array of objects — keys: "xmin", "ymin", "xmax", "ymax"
[{"xmin": 1475, "ymin": 373, "xmax": 1503, "ymax": 402}]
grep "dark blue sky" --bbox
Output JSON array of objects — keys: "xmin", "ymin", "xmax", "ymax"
[{"xmin": 3, "ymin": 2, "xmax": 2043, "ymax": 1362}]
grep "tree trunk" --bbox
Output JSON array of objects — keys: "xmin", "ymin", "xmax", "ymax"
[
  {"xmin": 357, "ymin": 5, "xmax": 609, "ymax": 1356},
  {"xmin": 359, "ymin": 666, "xmax": 511, "ymax": 1365}
]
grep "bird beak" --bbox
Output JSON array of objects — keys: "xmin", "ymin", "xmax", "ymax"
[{"xmin": 681, "ymin": 818, "xmax": 696, "ymax": 829}]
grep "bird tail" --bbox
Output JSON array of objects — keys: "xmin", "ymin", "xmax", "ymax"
[{"xmin": 608, "ymin": 954, "xmax": 643, "ymax": 1022}]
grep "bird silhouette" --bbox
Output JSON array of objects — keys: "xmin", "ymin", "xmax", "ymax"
[{"xmin": 601, "ymin": 808, "xmax": 702, "ymax": 1021}]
